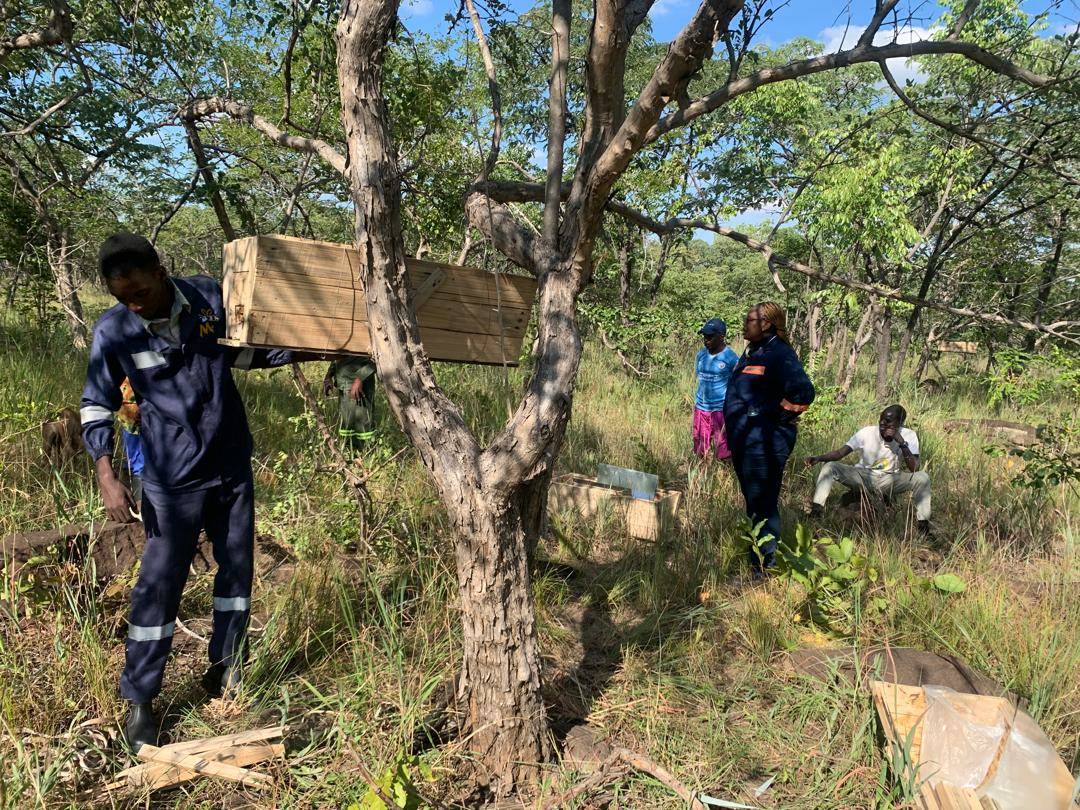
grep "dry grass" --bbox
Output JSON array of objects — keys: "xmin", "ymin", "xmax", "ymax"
[{"xmin": 0, "ymin": 321, "xmax": 1077, "ymax": 808}]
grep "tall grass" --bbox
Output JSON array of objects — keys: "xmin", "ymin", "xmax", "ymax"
[{"xmin": 0, "ymin": 320, "xmax": 1076, "ymax": 807}]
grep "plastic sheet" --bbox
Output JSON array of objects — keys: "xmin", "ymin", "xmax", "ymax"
[{"xmin": 920, "ymin": 686, "xmax": 1075, "ymax": 809}]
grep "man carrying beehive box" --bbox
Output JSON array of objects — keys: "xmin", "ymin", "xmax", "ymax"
[{"xmin": 79, "ymin": 233, "xmax": 302, "ymax": 753}]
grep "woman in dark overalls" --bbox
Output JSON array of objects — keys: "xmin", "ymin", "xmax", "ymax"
[{"xmin": 723, "ymin": 302, "xmax": 815, "ymax": 574}]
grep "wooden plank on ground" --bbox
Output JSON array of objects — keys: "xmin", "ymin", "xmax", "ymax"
[
  {"xmin": 871, "ymin": 680, "xmax": 927, "ymax": 765},
  {"xmin": 873, "ymin": 682, "xmax": 1076, "ymax": 810},
  {"xmin": 122, "ymin": 744, "xmax": 284, "ymax": 790},
  {"xmin": 920, "ymin": 782, "xmax": 996, "ymax": 810},
  {"xmin": 160, "ymin": 725, "xmax": 286, "ymax": 755},
  {"xmin": 136, "ymin": 744, "xmax": 273, "ymax": 790}
]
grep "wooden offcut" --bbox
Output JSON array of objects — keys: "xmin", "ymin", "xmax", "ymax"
[
  {"xmin": 136, "ymin": 745, "xmax": 273, "ymax": 789},
  {"xmin": 104, "ymin": 725, "xmax": 286, "ymax": 793},
  {"xmin": 934, "ymin": 340, "xmax": 980, "ymax": 354},
  {"xmin": 121, "ymin": 744, "xmax": 283, "ymax": 790},
  {"xmin": 221, "ymin": 234, "xmax": 536, "ymax": 365},
  {"xmin": 549, "ymin": 474, "xmax": 682, "ymax": 541}
]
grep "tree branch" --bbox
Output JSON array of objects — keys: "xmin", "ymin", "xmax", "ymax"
[
  {"xmin": 0, "ymin": 0, "xmax": 71, "ymax": 63},
  {"xmin": 878, "ymin": 61, "xmax": 1076, "ymax": 184},
  {"xmin": 282, "ymin": 0, "xmax": 320, "ymax": 129},
  {"xmin": 464, "ymin": 0, "xmax": 502, "ymax": 183},
  {"xmin": 856, "ymin": 0, "xmax": 901, "ymax": 47},
  {"xmin": 544, "ymin": 0, "xmax": 571, "ymax": 248},
  {"xmin": 182, "ymin": 97, "xmax": 347, "ymax": 176},
  {"xmin": 605, "ymin": 203, "xmax": 1080, "ymax": 343},
  {"xmin": 947, "ymin": 0, "xmax": 981, "ymax": 40},
  {"xmin": 183, "ymin": 119, "xmax": 237, "ymax": 241},
  {"xmin": 571, "ymin": 0, "xmax": 653, "ymax": 201},
  {"xmin": 1, "ymin": 87, "xmax": 85, "ymax": 138},
  {"xmin": 150, "ymin": 169, "xmax": 200, "ymax": 244},
  {"xmin": 647, "ymin": 39, "xmax": 1054, "ymax": 144},
  {"xmin": 465, "ymin": 191, "xmax": 540, "ymax": 272},
  {"xmin": 566, "ymin": 0, "xmax": 744, "ymax": 268}
]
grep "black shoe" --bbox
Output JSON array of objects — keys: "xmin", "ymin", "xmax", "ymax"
[
  {"xmin": 918, "ymin": 520, "xmax": 934, "ymax": 541},
  {"xmin": 201, "ymin": 663, "xmax": 241, "ymax": 699},
  {"xmin": 807, "ymin": 503, "xmax": 824, "ymax": 519},
  {"xmin": 123, "ymin": 702, "xmax": 158, "ymax": 753}
]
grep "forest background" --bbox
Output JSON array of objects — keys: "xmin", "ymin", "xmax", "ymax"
[{"xmin": 0, "ymin": 0, "xmax": 1078, "ymax": 806}]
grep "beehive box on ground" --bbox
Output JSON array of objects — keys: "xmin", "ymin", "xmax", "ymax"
[
  {"xmin": 548, "ymin": 474, "xmax": 682, "ymax": 541},
  {"xmin": 221, "ymin": 235, "xmax": 537, "ymax": 365}
]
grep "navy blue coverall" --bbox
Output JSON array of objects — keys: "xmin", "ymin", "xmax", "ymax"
[
  {"xmin": 723, "ymin": 335, "xmax": 815, "ymax": 570},
  {"xmin": 81, "ymin": 276, "xmax": 290, "ymax": 703}
]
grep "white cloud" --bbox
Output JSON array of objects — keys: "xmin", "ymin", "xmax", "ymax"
[
  {"xmin": 818, "ymin": 23, "xmax": 937, "ymax": 85},
  {"xmin": 401, "ymin": 0, "xmax": 433, "ymax": 19},
  {"xmin": 649, "ymin": 0, "xmax": 691, "ymax": 19}
]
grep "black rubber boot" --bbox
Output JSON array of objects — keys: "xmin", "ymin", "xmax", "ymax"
[
  {"xmin": 123, "ymin": 702, "xmax": 158, "ymax": 753},
  {"xmin": 201, "ymin": 663, "xmax": 241, "ymax": 699}
]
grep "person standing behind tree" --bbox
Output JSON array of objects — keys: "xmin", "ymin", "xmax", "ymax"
[
  {"xmin": 724, "ymin": 302, "xmax": 815, "ymax": 576},
  {"xmin": 323, "ymin": 356, "xmax": 377, "ymax": 447},
  {"xmin": 692, "ymin": 318, "xmax": 739, "ymax": 461}
]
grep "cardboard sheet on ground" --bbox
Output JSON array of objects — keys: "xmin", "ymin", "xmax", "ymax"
[{"xmin": 786, "ymin": 646, "xmax": 1025, "ymax": 707}]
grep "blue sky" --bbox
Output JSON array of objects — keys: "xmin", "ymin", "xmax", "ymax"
[
  {"xmin": 401, "ymin": 0, "xmax": 1076, "ymax": 42},
  {"xmin": 399, "ymin": 1, "xmax": 955, "ymax": 41}
]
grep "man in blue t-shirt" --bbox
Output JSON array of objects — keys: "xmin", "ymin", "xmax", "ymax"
[{"xmin": 692, "ymin": 318, "xmax": 739, "ymax": 460}]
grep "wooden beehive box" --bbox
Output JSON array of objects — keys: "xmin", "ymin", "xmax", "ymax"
[
  {"xmin": 548, "ymin": 474, "xmax": 682, "ymax": 541},
  {"xmin": 221, "ymin": 235, "xmax": 537, "ymax": 365}
]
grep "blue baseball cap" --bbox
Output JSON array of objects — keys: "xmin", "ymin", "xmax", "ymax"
[{"xmin": 698, "ymin": 318, "xmax": 727, "ymax": 337}]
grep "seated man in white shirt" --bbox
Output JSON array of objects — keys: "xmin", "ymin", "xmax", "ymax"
[{"xmin": 805, "ymin": 404, "xmax": 932, "ymax": 537}]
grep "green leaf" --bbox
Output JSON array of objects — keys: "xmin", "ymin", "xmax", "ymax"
[
  {"xmin": 831, "ymin": 563, "xmax": 858, "ymax": 581},
  {"xmin": 932, "ymin": 573, "xmax": 967, "ymax": 594}
]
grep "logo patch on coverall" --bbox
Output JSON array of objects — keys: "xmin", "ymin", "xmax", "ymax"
[{"xmin": 198, "ymin": 308, "xmax": 220, "ymax": 337}]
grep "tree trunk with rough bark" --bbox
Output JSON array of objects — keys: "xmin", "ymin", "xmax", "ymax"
[
  {"xmin": 647, "ymin": 233, "xmax": 674, "ymax": 303},
  {"xmin": 837, "ymin": 302, "xmax": 877, "ymax": 403},
  {"xmin": 1025, "ymin": 209, "xmax": 1066, "ymax": 352},
  {"xmin": 452, "ymin": 486, "xmax": 551, "ymax": 792},
  {"xmin": 891, "ymin": 255, "xmax": 941, "ymax": 390},
  {"xmin": 892, "ymin": 317, "xmax": 916, "ymax": 390},
  {"xmin": 48, "ymin": 227, "xmax": 88, "ymax": 349},
  {"xmin": 830, "ymin": 320, "xmax": 850, "ymax": 377},
  {"xmin": 875, "ymin": 305, "xmax": 891, "ymax": 401},
  {"xmin": 807, "ymin": 298, "xmax": 822, "ymax": 354},
  {"xmin": 618, "ymin": 220, "xmax": 633, "ymax": 322},
  {"xmin": 334, "ymin": 1, "xmax": 606, "ymax": 790},
  {"xmin": 913, "ymin": 322, "xmax": 947, "ymax": 383}
]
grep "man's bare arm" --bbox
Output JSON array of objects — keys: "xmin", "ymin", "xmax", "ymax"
[
  {"xmin": 95, "ymin": 455, "xmax": 137, "ymax": 523},
  {"xmin": 805, "ymin": 445, "xmax": 854, "ymax": 468}
]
